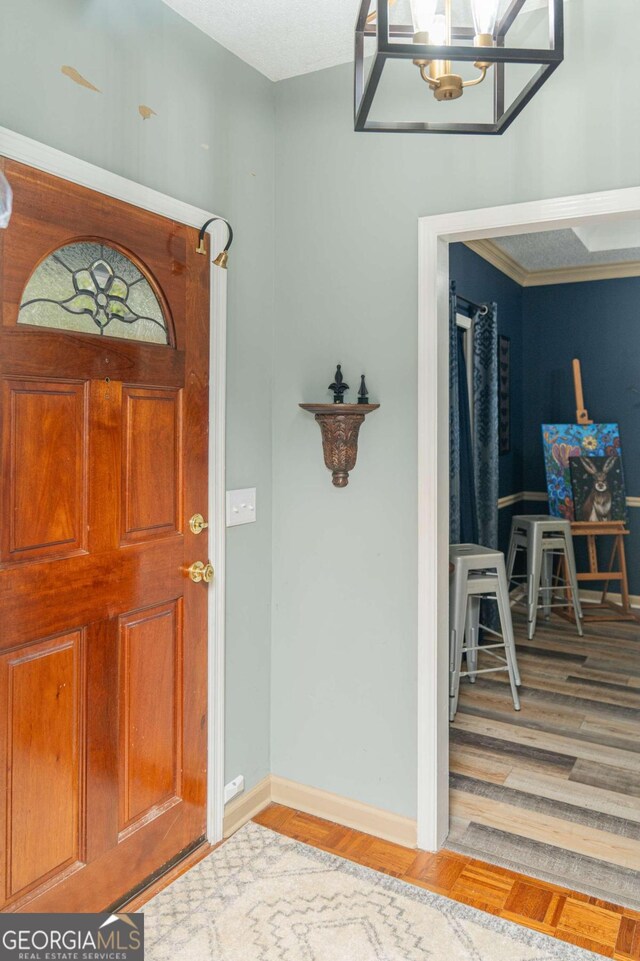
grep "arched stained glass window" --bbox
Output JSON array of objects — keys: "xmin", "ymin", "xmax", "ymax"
[{"xmin": 19, "ymin": 241, "xmax": 169, "ymax": 345}]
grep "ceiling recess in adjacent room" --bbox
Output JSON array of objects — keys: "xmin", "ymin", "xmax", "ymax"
[{"xmin": 354, "ymin": 0, "xmax": 563, "ymax": 134}]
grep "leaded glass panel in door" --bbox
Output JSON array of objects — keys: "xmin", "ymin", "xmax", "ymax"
[{"xmin": 19, "ymin": 241, "xmax": 169, "ymax": 344}]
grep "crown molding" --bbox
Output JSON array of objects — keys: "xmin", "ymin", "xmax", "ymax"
[
  {"xmin": 465, "ymin": 239, "xmax": 528, "ymax": 285},
  {"xmin": 465, "ymin": 239, "xmax": 640, "ymax": 288}
]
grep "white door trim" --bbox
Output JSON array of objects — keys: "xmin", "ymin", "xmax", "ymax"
[
  {"xmin": 417, "ymin": 184, "xmax": 640, "ymax": 851},
  {"xmin": 0, "ymin": 126, "xmax": 228, "ymax": 845}
]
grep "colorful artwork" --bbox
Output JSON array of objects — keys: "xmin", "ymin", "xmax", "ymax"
[
  {"xmin": 541, "ymin": 424, "xmax": 622, "ymax": 520},
  {"xmin": 570, "ymin": 454, "xmax": 627, "ymax": 523}
]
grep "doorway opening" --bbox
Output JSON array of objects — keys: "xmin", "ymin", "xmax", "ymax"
[{"xmin": 417, "ymin": 186, "xmax": 640, "ymax": 910}]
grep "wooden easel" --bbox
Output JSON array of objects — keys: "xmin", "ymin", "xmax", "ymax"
[
  {"xmin": 561, "ymin": 521, "xmax": 637, "ymax": 621},
  {"xmin": 572, "ymin": 358, "xmax": 593, "ymax": 426},
  {"xmin": 562, "ymin": 360, "xmax": 639, "ymax": 622}
]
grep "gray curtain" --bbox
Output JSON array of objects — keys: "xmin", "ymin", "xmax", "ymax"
[
  {"xmin": 449, "ymin": 290, "xmax": 499, "ymax": 550},
  {"xmin": 449, "ymin": 284, "xmax": 462, "ymax": 543},
  {"xmin": 472, "ymin": 302, "xmax": 499, "ymax": 550},
  {"xmin": 449, "ymin": 283, "xmax": 478, "ymax": 544}
]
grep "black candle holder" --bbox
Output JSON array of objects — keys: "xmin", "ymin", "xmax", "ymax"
[{"xmin": 328, "ymin": 364, "xmax": 349, "ymax": 404}]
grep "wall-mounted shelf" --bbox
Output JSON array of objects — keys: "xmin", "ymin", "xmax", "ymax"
[{"xmin": 299, "ymin": 403, "xmax": 380, "ymax": 487}]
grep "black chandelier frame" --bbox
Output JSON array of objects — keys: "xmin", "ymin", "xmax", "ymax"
[{"xmin": 354, "ymin": 0, "xmax": 564, "ymax": 135}]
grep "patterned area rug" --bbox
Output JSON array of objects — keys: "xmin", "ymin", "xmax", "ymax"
[{"xmin": 142, "ymin": 822, "xmax": 599, "ymax": 960}]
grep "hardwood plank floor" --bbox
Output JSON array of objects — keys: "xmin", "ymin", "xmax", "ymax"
[
  {"xmin": 255, "ymin": 803, "xmax": 640, "ymax": 959},
  {"xmin": 449, "ymin": 610, "xmax": 640, "ymax": 911}
]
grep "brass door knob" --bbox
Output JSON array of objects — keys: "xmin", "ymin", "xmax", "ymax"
[
  {"xmin": 189, "ymin": 513, "xmax": 209, "ymax": 535},
  {"xmin": 187, "ymin": 561, "xmax": 214, "ymax": 583}
]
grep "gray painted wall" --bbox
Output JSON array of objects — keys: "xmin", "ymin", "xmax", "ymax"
[
  {"xmin": 0, "ymin": 0, "xmax": 275, "ymax": 793},
  {"xmin": 271, "ymin": 0, "xmax": 640, "ymax": 819},
  {"xmin": 3, "ymin": 0, "xmax": 640, "ymax": 825}
]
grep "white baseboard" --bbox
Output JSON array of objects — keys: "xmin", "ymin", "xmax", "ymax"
[
  {"xmin": 222, "ymin": 774, "xmax": 418, "ymax": 849},
  {"xmin": 579, "ymin": 588, "xmax": 640, "ymax": 610},
  {"xmin": 223, "ymin": 775, "xmax": 271, "ymax": 838},
  {"xmin": 270, "ymin": 776, "xmax": 417, "ymax": 848},
  {"xmin": 511, "ymin": 585, "xmax": 640, "ymax": 610}
]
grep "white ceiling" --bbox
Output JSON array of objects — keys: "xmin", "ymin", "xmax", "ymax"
[
  {"xmin": 160, "ymin": 0, "xmax": 564, "ymax": 83},
  {"xmin": 493, "ymin": 223, "xmax": 640, "ymax": 272},
  {"xmin": 161, "ymin": 0, "xmax": 361, "ymax": 81}
]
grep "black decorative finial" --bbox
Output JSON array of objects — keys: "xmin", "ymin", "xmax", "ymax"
[
  {"xmin": 358, "ymin": 374, "xmax": 369, "ymax": 405},
  {"xmin": 329, "ymin": 364, "xmax": 349, "ymax": 404}
]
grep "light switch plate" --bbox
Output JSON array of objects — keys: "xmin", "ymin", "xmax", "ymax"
[{"xmin": 226, "ymin": 488, "xmax": 256, "ymax": 527}]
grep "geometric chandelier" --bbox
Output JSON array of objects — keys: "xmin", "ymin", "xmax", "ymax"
[{"xmin": 355, "ymin": 0, "xmax": 564, "ymax": 134}]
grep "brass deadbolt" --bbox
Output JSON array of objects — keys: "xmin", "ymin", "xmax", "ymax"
[{"xmin": 189, "ymin": 513, "xmax": 209, "ymax": 535}]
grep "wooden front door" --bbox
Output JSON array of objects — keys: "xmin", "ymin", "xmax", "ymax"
[{"xmin": 0, "ymin": 160, "xmax": 210, "ymax": 912}]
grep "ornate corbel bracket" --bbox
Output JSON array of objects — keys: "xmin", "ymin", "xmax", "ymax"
[{"xmin": 299, "ymin": 403, "xmax": 380, "ymax": 487}]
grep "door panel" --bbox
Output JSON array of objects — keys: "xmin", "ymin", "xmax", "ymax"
[
  {"xmin": 0, "ymin": 328, "xmax": 186, "ymax": 384},
  {"xmin": 119, "ymin": 600, "xmax": 183, "ymax": 832},
  {"xmin": 0, "ymin": 158, "xmax": 210, "ymax": 912},
  {"xmin": 0, "ymin": 541, "xmax": 185, "ymax": 649},
  {"xmin": 0, "ymin": 631, "xmax": 84, "ymax": 902},
  {"xmin": 122, "ymin": 387, "xmax": 182, "ymax": 542},
  {"xmin": 2, "ymin": 379, "xmax": 87, "ymax": 562}
]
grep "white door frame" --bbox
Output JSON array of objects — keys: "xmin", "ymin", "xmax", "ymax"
[
  {"xmin": 417, "ymin": 184, "xmax": 640, "ymax": 851},
  {"xmin": 0, "ymin": 127, "xmax": 228, "ymax": 845}
]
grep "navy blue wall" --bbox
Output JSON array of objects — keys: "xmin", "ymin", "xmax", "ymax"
[
  {"xmin": 522, "ymin": 278, "xmax": 640, "ymax": 494},
  {"xmin": 523, "ymin": 277, "xmax": 640, "ymax": 595},
  {"xmin": 449, "ymin": 244, "xmax": 524, "ymax": 554},
  {"xmin": 449, "ymin": 252, "xmax": 640, "ymax": 595}
]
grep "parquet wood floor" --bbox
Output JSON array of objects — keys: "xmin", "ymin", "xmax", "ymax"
[{"xmin": 255, "ymin": 803, "xmax": 640, "ymax": 959}]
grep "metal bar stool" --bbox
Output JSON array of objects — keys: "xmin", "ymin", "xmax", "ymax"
[
  {"xmin": 449, "ymin": 544, "xmax": 521, "ymax": 722},
  {"xmin": 506, "ymin": 515, "xmax": 583, "ymax": 640}
]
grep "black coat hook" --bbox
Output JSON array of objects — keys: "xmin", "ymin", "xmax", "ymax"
[{"xmin": 196, "ymin": 217, "xmax": 234, "ymax": 268}]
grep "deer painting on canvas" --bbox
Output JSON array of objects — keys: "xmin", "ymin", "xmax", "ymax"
[{"xmin": 570, "ymin": 454, "xmax": 627, "ymax": 524}]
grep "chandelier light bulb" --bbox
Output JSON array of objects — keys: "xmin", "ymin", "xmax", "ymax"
[
  {"xmin": 430, "ymin": 13, "xmax": 448, "ymax": 45},
  {"xmin": 409, "ymin": 0, "xmax": 438, "ymax": 36},
  {"xmin": 471, "ymin": 0, "xmax": 501, "ymax": 37},
  {"xmin": 0, "ymin": 171, "xmax": 12, "ymax": 229}
]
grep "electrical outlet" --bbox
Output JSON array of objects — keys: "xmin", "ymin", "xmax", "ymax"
[{"xmin": 224, "ymin": 774, "xmax": 245, "ymax": 805}]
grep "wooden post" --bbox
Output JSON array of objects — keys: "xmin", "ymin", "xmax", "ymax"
[{"xmin": 572, "ymin": 359, "xmax": 593, "ymax": 425}]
